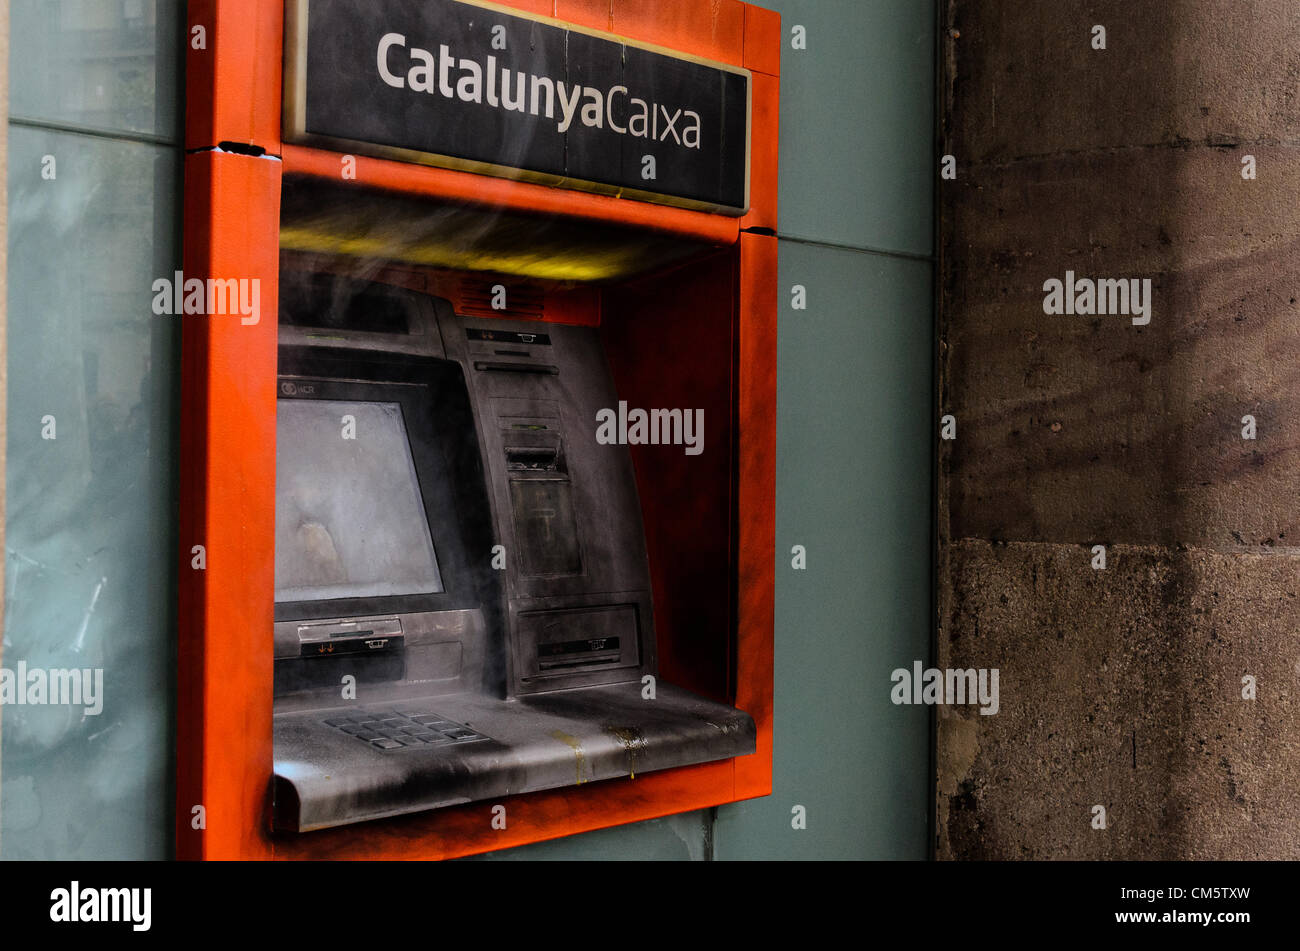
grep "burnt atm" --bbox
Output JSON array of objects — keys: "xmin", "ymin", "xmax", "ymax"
[{"xmin": 270, "ymin": 273, "xmax": 756, "ymax": 832}]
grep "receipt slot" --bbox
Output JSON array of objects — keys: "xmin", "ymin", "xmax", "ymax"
[{"xmin": 178, "ymin": 0, "xmax": 778, "ymax": 859}]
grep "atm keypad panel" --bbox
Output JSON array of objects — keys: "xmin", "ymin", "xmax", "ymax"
[{"xmin": 323, "ymin": 708, "xmax": 492, "ymax": 751}]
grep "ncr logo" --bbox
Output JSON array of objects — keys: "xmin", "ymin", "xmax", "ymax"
[{"xmin": 49, "ymin": 882, "xmax": 152, "ymax": 932}]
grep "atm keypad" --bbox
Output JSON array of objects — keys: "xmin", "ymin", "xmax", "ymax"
[{"xmin": 323, "ymin": 709, "xmax": 490, "ymax": 751}]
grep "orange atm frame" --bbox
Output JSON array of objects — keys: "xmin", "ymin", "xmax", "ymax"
[{"xmin": 177, "ymin": 0, "xmax": 779, "ymax": 860}]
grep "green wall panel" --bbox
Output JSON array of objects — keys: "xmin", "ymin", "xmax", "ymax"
[
  {"xmin": 466, "ymin": 810, "xmax": 714, "ymax": 861},
  {"xmin": 714, "ymin": 243, "xmax": 932, "ymax": 860},
  {"xmin": 762, "ymin": 0, "xmax": 936, "ymax": 256},
  {"xmin": 2, "ymin": 127, "xmax": 180, "ymax": 860}
]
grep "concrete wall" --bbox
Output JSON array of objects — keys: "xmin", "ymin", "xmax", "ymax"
[{"xmin": 937, "ymin": 2, "xmax": 1300, "ymax": 858}]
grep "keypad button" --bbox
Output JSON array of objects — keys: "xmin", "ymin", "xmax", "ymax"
[{"xmin": 326, "ymin": 710, "xmax": 489, "ymax": 750}]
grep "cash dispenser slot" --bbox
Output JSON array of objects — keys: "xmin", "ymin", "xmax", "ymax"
[
  {"xmin": 473, "ymin": 361, "xmax": 559, "ymax": 375},
  {"xmin": 523, "ymin": 605, "xmax": 638, "ymax": 677},
  {"xmin": 504, "ymin": 446, "xmax": 561, "ymax": 472}
]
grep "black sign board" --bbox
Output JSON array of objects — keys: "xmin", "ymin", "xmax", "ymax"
[{"xmin": 284, "ymin": 0, "xmax": 752, "ymax": 215}]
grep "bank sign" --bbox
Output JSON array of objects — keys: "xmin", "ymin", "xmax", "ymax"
[{"xmin": 284, "ymin": 0, "xmax": 752, "ymax": 215}]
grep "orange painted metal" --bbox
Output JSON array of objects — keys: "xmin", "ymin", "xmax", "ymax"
[
  {"xmin": 743, "ymin": 2, "xmax": 782, "ymax": 76},
  {"xmin": 280, "ymin": 145, "xmax": 741, "ymax": 248},
  {"xmin": 733, "ymin": 231, "xmax": 777, "ymax": 800},
  {"xmin": 740, "ymin": 5, "xmax": 781, "ymax": 232},
  {"xmin": 741, "ymin": 70, "xmax": 780, "ymax": 234},
  {"xmin": 552, "ymin": 0, "xmax": 615, "ymax": 32},
  {"xmin": 179, "ymin": 0, "xmax": 777, "ymax": 860},
  {"xmin": 177, "ymin": 149, "xmax": 281, "ymax": 861},
  {"xmin": 500, "ymin": 0, "xmax": 555, "ymax": 14},
  {"xmin": 273, "ymin": 758, "xmax": 736, "ymax": 860},
  {"xmin": 602, "ymin": 250, "xmax": 738, "ymax": 705},
  {"xmin": 610, "ymin": 0, "xmax": 746, "ymax": 65},
  {"xmin": 185, "ymin": 0, "xmax": 284, "ymax": 152}
]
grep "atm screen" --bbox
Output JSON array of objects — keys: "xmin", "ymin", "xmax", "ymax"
[{"xmin": 275, "ymin": 398, "xmax": 444, "ymax": 603}]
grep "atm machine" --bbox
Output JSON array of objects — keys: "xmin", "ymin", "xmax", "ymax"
[
  {"xmin": 270, "ymin": 274, "xmax": 754, "ymax": 831},
  {"xmin": 177, "ymin": 0, "xmax": 778, "ymax": 858}
]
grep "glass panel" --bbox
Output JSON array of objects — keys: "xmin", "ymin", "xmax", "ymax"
[
  {"xmin": 9, "ymin": 0, "xmax": 183, "ymax": 141},
  {"xmin": 2, "ymin": 126, "xmax": 180, "ymax": 859}
]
